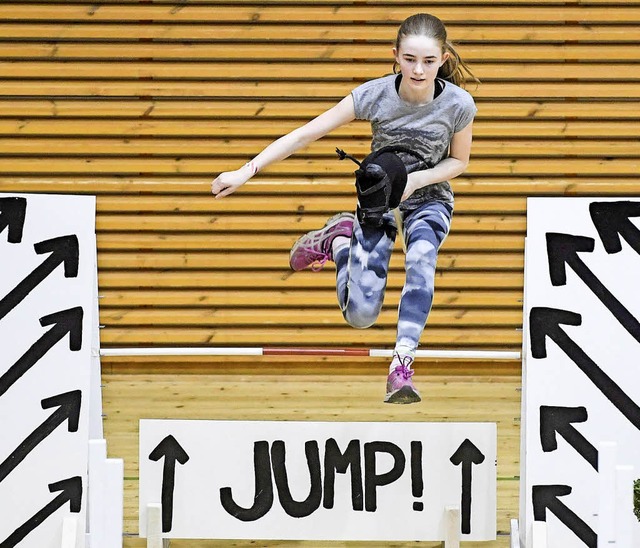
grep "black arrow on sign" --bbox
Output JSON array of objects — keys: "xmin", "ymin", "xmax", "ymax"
[
  {"xmin": 0, "ymin": 476, "xmax": 82, "ymax": 548},
  {"xmin": 449, "ymin": 439, "xmax": 485, "ymax": 535},
  {"xmin": 0, "ymin": 307, "xmax": 83, "ymax": 398},
  {"xmin": 149, "ymin": 435, "xmax": 190, "ymax": 533},
  {"xmin": 0, "ymin": 390, "xmax": 81, "ymax": 483},
  {"xmin": 0, "ymin": 197, "xmax": 27, "ymax": 244},
  {"xmin": 0, "ymin": 234, "xmax": 79, "ymax": 322},
  {"xmin": 589, "ymin": 201, "xmax": 640, "ymax": 255},
  {"xmin": 530, "ymin": 307, "xmax": 640, "ymax": 431},
  {"xmin": 539, "ymin": 406, "xmax": 598, "ymax": 471},
  {"xmin": 532, "ymin": 484, "xmax": 596, "ymax": 548},
  {"xmin": 546, "ymin": 232, "xmax": 640, "ymax": 344}
]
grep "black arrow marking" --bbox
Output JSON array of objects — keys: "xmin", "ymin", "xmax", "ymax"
[
  {"xmin": 0, "ymin": 234, "xmax": 79, "ymax": 322},
  {"xmin": 530, "ymin": 307, "xmax": 640, "ymax": 430},
  {"xmin": 0, "ymin": 391, "xmax": 81, "ymax": 483},
  {"xmin": 539, "ymin": 406, "xmax": 598, "ymax": 471},
  {"xmin": 149, "ymin": 435, "xmax": 190, "ymax": 533},
  {"xmin": 0, "ymin": 307, "xmax": 83, "ymax": 398},
  {"xmin": 0, "ymin": 476, "xmax": 82, "ymax": 548},
  {"xmin": 450, "ymin": 439, "xmax": 485, "ymax": 535},
  {"xmin": 532, "ymin": 485, "xmax": 596, "ymax": 548},
  {"xmin": 0, "ymin": 197, "xmax": 26, "ymax": 244},
  {"xmin": 546, "ymin": 232, "xmax": 640, "ymax": 344},
  {"xmin": 590, "ymin": 201, "xmax": 640, "ymax": 254}
]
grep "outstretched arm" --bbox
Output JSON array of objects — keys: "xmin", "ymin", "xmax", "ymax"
[
  {"xmin": 401, "ymin": 121, "xmax": 474, "ymax": 201},
  {"xmin": 211, "ymin": 95, "xmax": 356, "ymax": 199}
]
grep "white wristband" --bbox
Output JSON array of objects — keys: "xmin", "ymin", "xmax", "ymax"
[{"xmin": 244, "ymin": 161, "xmax": 258, "ymax": 176}]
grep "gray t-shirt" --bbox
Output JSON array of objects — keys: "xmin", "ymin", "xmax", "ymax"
[{"xmin": 351, "ymin": 74, "xmax": 477, "ymax": 208}]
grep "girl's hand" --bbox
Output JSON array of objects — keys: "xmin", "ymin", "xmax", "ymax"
[
  {"xmin": 211, "ymin": 168, "xmax": 251, "ymax": 199},
  {"xmin": 401, "ymin": 172, "xmax": 420, "ymax": 202}
]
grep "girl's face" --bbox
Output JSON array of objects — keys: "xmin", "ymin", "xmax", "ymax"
[{"xmin": 393, "ymin": 35, "xmax": 449, "ymax": 91}]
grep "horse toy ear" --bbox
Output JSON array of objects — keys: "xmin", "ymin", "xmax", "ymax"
[{"xmin": 360, "ymin": 163, "xmax": 386, "ymax": 182}]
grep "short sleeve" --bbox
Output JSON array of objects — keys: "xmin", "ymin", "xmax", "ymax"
[
  {"xmin": 454, "ymin": 91, "xmax": 478, "ymax": 132},
  {"xmin": 350, "ymin": 82, "xmax": 372, "ymax": 120},
  {"xmin": 350, "ymin": 76, "xmax": 393, "ymax": 121}
]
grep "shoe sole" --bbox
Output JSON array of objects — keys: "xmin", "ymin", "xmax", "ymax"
[
  {"xmin": 289, "ymin": 212, "xmax": 354, "ymax": 271},
  {"xmin": 384, "ymin": 386, "xmax": 422, "ymax": 404}
]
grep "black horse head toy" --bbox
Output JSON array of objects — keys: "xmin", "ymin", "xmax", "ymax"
[{"xmin": 336, "ymin": 146, "xmax": 429, "ymax": 227}]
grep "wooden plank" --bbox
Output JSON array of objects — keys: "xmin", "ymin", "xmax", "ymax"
[
  {"xmin": 0, "ymin": 4, "xmax": 637, "ymax": 23},
  {"xmin": 0, "ymin": 99, "xmax": 638, "ymax": 120},
  {"xmin": 0, "ymin": 157, "xmax": 636, "ymax": 176},
  {"xmin": 2, "ymin": 119, "xmax": 639, "ymax": 138},
  {"xmin": 2, "ymin": 137, "xmax": 639, "ymax": 158},
  {"xmin": 91, "ymin": 195, "xmax": 523, "ymax": 214},
  {"xmin": 99, "ymin": 325, "xmax": 522, "ymax": 346},
  {"xmin": 99, "ymin": 307, "xmax": 522, "ymax": 327},
  {"xmin": 1, "ymin": 42, "xmax": 639, "ymax": 62},
  {"xmin": 2, "ymin": 61, "xmax": 639, "ymax": 81},
  {"xmin": 93, "ymin": 232, "xmax": 519, "ymax": 252},
  {"xmin": 1, "ymin": 176, "xmax": 638, "ymax": 196},
  {"xmin": 99, "ymin": 361, "xmax": 519, "ymax": 377},
  {"xmin": 0, "ymin": 23, "xmax": 635, "ymax": 43},
  {"xmin": 98, "ymin": 288, "xmax": 523, "ymax": 308},
  {"xmin": 97, "ymin": 270, "xmax": 524, "ymax": 289},
  {"xmin": 7, "ymin": 0, "xmax": 640, "ymax": 5},
  {"xmin": 97, "ymin": 251, "xmax": 524, "ymax": 270},
  {"xmin": 94, "ymin": 213, "xmax": 526, "ymax": 233},
  {"xmin": 0, "ymin": 80, "xmax": 639, "ymax": 99}
]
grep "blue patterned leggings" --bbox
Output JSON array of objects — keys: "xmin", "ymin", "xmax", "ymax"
[{"xmin": 333, "ymin": 200, "xmax": 452, "ymax": 353}]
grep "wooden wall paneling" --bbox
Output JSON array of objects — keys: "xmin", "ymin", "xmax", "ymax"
[{"xmin": 0, "ymin": 4, "xmax": 638, "ymax": 541}]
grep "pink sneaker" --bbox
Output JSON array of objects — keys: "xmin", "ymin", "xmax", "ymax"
[
  {"xmin": 384, "ymin": 355, "xmax": 421, "ymax": 404},
  {"xmin": 289, "ymin": 212, "xmax": 355, "ymax": 271}
]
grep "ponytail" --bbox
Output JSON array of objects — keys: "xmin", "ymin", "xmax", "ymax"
[{"xmin": 439, "ymin": 40, "xmax": 479, "ymax": 88}]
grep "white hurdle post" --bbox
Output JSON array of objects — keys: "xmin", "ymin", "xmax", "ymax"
[
  {"xmin": 443, "ymin": 505, "xmax": 461, "ymax": 548},
  {"xmin": 104, "ymin": 457, "xmax": 124, "ymax": 546},
  {"xmin": 615, "ymin": 464, "xmax": 635, "ymax": 547},
  {"xmin": 531, "ymin": 521, "xmax": 548, "ymax": 548},
  {"xmin": 60, "ymin": 516, "xmax": 79, "ymax": 548},
  {"xmin": 88, "ymin": 439, "xmax": 107, "ymax": 545},
  {"xmin": 597, "ymin": 441, "xmax": 617, "ymax": 547},
  {"xmin": 510, "ymin": 518, "xmax": 520, "ymax": 548},
  {"xmin": 146, "ymin": 503, "xmax": 170, "ymax": 548},
  {"xmin": 88, "ymin": 439, "xmax": 124, "ymax": 548}
]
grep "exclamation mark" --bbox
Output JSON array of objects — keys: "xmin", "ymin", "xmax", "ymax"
[{"xmin": 411, "ymin": 441, "xmax": 424, "ymax": 511}]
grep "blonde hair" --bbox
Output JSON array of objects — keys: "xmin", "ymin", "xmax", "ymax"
[{"xmin": 393, "ymin": 13, "xmax": 479, "ymax": 88}]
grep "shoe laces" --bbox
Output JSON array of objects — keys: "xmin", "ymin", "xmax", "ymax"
[
  {"xmin": 391, "ymin": 353, "xmax": 414, "ymax": 378},
  {"xmin": 302, "ymin": 226, "xmax": 335, "ymax": 271},
  {"xmin": 310, "ymin": 255, "xmax": 329, "ymax": 272}
]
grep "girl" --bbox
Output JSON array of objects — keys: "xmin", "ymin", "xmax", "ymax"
[{"xmin": 212, "ymin": 13, "xmax": 478, "ymax": 404}]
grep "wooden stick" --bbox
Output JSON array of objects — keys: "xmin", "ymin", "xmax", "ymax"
[{"xmin": 444, "ymin": 505, "xmax": 461, "ymax": 548}]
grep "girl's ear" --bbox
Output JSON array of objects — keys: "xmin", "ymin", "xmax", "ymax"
[
  {"xmin": 440, "ymin": 51, "xmax": 451, "ymax": 66},
  {"xmin": 392, "ymin": 47, "xmax": 399, "ymax": 60}
]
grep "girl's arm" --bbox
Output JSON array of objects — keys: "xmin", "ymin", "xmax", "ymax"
[
  {"xmin": 212, "ymin": 95, "xmax": 356, "ymax": 199},
  {"xmin": 401, "ymin": 121, "xmax": 474, "ymax": 201}
]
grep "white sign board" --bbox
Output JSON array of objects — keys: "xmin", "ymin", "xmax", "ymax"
[
  {"xmin": 0, "ymin": 193, "xmax": 96, "ymax": 548},
  {"xmin": 139, "ymin": 419, "xmax": 496, "ymax": 541},
  {"xmin": 521, "ymin": 197, "xmax": 640, "ymax": 547}
]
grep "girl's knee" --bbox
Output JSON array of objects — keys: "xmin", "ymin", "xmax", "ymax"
[{"xmin": 342, "ymin": 305, "xmax": 380, "ymax": 329}]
